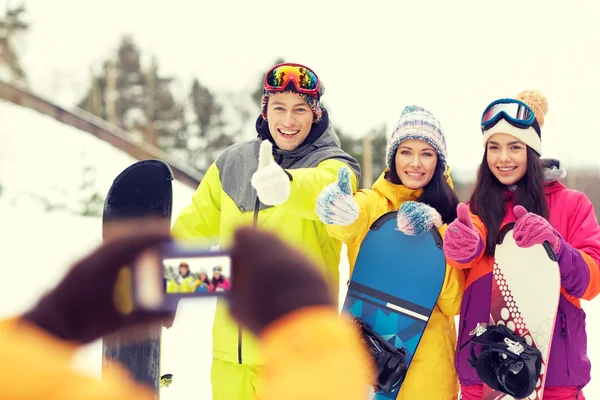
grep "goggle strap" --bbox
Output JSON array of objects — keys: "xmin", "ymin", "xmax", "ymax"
[{"xmin": 481, "ymin": 115, "xmax": 541, "ymax": 137}]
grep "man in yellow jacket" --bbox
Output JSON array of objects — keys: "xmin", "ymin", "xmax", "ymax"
[
  {"xmin": 166, "ymin": 261, "xmax": 195, "ymax": 293},
  {"xmin": 171, "ymin": 62, "xmax": 361, "ymax": 399},
  {"xmin": 1, "ymin": 225, "xmax": 374, "ymax": 400}
]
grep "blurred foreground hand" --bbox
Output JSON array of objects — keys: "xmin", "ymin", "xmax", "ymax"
[
  {"xmin": 227, "ymin": 226, "xmax": 335, "ymax": 335},
  {"xmin": 5, "ymin": 225, "xmax": 373, "ymax": 400},
  {"xmin": 22, "ymin": 225, "xmax": 174, "ymax": 344},
  {"xmin": 227, "ymin": 227, "xmax": 375, "ymax": 400}
]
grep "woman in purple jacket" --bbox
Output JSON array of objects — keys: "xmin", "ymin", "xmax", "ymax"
[{"xmin": 443, "ymin": 90, "xmax": 600, "ymax": 399}]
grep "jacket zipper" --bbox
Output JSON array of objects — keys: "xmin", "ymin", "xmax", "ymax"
[
  {"xmin": 460, "ymin": 293, "xmax": 471, "ymax": 341},
  {"xmin": 238, "ymin": 197, "xmax": 261, "ymax": 365},
  {"xmin": 559, "ymin": 311, "xmax": 566, "ymax": 337},
  {"xmin": 237, "ymin": 150, "xmax": 284, "ymax": 364}
]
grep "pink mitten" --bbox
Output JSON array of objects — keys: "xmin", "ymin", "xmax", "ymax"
[
  {"xmin": 443, "ymin": 203, "xmax": 482, "ymax": 263},
  {"xmin": 512, "ymin": 205, "xmax": 560, "ymax": 253}
]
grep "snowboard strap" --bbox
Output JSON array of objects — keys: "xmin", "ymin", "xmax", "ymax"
[
  {"xmin": 353, "ymin": 317, "xmax": 408, "ymax": 393},
  {"xmin": 459, "ymin": 322, "xmax": 542, "ymax": 398}
]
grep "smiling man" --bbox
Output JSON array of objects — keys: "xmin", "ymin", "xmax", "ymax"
[{"xmin": 171, "ymin": 62, "xmax": 361, "ymax": 400}]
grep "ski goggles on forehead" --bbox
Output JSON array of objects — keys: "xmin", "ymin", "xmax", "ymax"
[
  {"xmin": 263, "ymin": 63, "xmax": 320, "ymax": 96},
  {"xmin": 481, "ymin": 99, "xmax": 539, "ymax": 133}
]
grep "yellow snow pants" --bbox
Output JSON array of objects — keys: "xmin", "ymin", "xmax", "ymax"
[{"xmin": 211, "ymin": 358, "xmax": 261, "ymax": 400}]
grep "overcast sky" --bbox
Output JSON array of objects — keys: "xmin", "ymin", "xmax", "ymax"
[{"xmin": 7, "ymin": 0, "xmax": 600, "ymax": 173}]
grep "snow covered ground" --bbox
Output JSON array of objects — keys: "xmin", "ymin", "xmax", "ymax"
[{"xmin": 1, "ymin": 99, "xmax": 599, "ymax": 398}]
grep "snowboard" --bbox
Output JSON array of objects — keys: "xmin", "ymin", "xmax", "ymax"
[
  {"xmin": 481, "ymin": 223, "xmax": 561, "ymax": 400},
  {"xmin": 101, "ymin": 159, "xmax": 174, "ymax": 398},
  {"xmin": 341, "ymin": 211, "xmax": 446, "ymax": 399}
]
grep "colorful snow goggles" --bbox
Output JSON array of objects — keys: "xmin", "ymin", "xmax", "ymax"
[
  {"xmin": 263, "ymin": 63, "xmax": 320, "ymax": 96},
  {"xmin": 481, "ymin": 99, "xmax": 539, "ymax": 134}
]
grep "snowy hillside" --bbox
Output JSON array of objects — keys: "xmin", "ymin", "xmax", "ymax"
[
  {"xmin": 1, "ymin": 99, "xmax": 599, "ymax": 398},
  {"xmin": 0, "ymin": 99, "xmax": 212, "ymax": 399}
]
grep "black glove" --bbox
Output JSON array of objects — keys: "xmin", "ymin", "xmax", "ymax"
[
  {"xmin": 22, "ymin": 231, "xmax": 174, "ymax": 344},
  {"xmin": 228, "ymin": 227, "xmax": 334, "ymax": 336}
]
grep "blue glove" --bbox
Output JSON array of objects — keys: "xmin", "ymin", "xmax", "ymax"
[
  {"xmin": 316, "ymin": 167, "xmax": 359, "ymax": 226},
  {"xmin": 396, "ymin": 201, "xmax": 442, "ymax": 236}
]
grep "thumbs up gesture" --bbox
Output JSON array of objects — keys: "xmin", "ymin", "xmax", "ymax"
[
  {"xmin": 251, "ymin": 140, "xmax": 291, "ymax": 206},
  {"xmin": 315, "ymin": 167, "xmax": 359, "ymax": 226},
  {"xmin": 512, "ymin": 205, "xmax": 561, "ymax": 253},
  {"xmin": 442, "ymin": 203, "xmax": 483, "ymax": 263}
]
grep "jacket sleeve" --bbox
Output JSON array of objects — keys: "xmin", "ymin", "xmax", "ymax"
[
  {"xmin": 258, "ymin": 307, "xmax": 375, "ymax": 400},
  {"xmin": 446, "ymin": 209, "xmax": 489, "ymax": 270},
  {"xmin": 556, "ymin": 191, "xmax": 600, "ymax": 300},
  {"xmin": 171, "ymin": 162, "xmax": 222, "ymax": 242},
  {"xmin": 0, "ymin": 318, "xmax": 155, "ymax": 400},
  {"xmin": 437, "ymin": 225, "xmax": 467, "ymax": 316},
  {"xmin": 279, "ymin": 159, "xmax": 358, "ymax": 220}
]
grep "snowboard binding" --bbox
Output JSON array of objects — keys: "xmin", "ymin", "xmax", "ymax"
[
  {"xmin": 160, "ymin": 373, "xmax": 173, "ymax": 388},
  {"xmin": 459, "ymin": 322, "xmax": 542, "ymax": 398},
  {"xmin": 353, "ymin": 317, "xmax": 408, "ymax": 393}
]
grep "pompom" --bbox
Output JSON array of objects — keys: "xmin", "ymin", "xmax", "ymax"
[
  {"xmin": 399, "ymin": 105, "xmax": 431, "ymax": 119},
  {"xmin": 516, "ymin": 90, "xmax": 548, "ymax": 128}
]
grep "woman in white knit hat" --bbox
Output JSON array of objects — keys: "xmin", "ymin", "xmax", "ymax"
[
  {"xmin": 316, "ymin": 105, "xmax": 466, "ymax": 399},
  {"xmin": 443, "ymin": 90, "xmax": 600, "ymax": 400}
]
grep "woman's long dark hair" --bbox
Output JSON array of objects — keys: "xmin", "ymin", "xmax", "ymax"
[
  {"xmin": 385, "ymin": 157, "xmax": 459, "ymax": 224},
  {"xmin": 198, "ymin": 273, "xmax": 210, "ymax": 285},
  {"xmin": 212, "ymin": 274, "xmax": 225, "ymax": 286},
  {"xmin": 470, "ymin": 146, "xmax": 549, "ymax": 255}
]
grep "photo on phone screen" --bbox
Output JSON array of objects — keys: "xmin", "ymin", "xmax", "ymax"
[
  {"xmin": 163, "ymin": 253, "xmax": 231, "ymax": 295},
  {"xmin": 133, "ymin": 241, "xmax": 232, "ymax": 311}
]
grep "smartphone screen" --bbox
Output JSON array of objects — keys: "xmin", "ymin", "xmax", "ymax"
[
  {"xmin": 133, "ymin": 240, "xmax": 231, "ymax": 311},
  {"xmin": 163, "ymin": 254, "xmax": 231, "ymax": 295}
]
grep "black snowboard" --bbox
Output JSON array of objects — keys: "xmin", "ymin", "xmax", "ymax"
[{"xmin": 101, "ymin": 159, "xmax": 174, "ymax": 397}]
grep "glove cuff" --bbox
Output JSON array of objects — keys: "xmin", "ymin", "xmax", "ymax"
[{"xmin": 454, "ymin": 235, "xmax": 484, "ymax": 264}]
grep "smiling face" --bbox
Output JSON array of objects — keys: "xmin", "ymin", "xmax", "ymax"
[
  {"xmin": 486, "ymin": 133, "xmax": 528, "ymax": 185},
  {"xmin": 266, "ymin": 92, "xmax": 314, "ymax": 151},
  {"xmin": 179, "ymin": 264, "xmax": 189, "ymax": 276},
  {"xmin": 394, "ymin": 139, "xmax": 438, "ymax": 189}
]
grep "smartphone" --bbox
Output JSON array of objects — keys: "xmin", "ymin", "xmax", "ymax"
[{"xmin": 132, "ymin": 239, "xmax": 231, "ymax": 312}]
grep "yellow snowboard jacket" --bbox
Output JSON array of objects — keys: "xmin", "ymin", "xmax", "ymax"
[{"xmin": 326, "ymin": 168, "xmax": 466, "ymax": 400}]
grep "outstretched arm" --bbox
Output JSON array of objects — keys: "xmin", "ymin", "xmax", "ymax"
[
  {"xmin": 171, "ymin": 162, "xmax": 222, "ymax": 243},
  {"xmin": 250, "ymin": 140, "xmax": 359, "ymax": 220},
  {"xmin": 280, "ymin": 159, "xmax": 359, "ymax": 220}
]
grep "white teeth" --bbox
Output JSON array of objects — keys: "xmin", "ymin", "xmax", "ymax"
[
  {"xmin": 279, "ymin": 129, "xmax": 299, "ymax": 136},
  {"xmin": 406, "ymin": 172, "xmax": 424, "ymax": 177},
  {"xmin": 498, "ymin": 167, "xmax": 516, "ymax": 172}
]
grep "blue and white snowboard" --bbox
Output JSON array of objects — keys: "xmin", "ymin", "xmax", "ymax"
[{"xmin": 342, "ymin": 211, "xmax": 446, "ymax": 399}]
